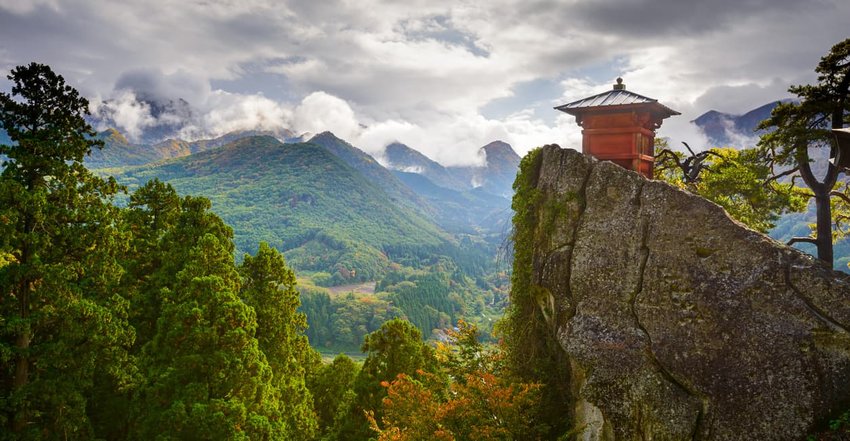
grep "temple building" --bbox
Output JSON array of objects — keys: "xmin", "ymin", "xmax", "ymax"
[{"xmin": 556, "ymin": 78, "xmax": 679, "ymax": 178}]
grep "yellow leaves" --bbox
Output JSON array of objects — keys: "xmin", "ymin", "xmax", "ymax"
[{"xmin": 0, "ymin": 251, "xmax": 17, "ymax": 268}]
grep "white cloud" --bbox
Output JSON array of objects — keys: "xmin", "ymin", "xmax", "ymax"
[
  {"xmin": 179, "ymin": 91, "xmax": 293, "ymax": 140},
  {"xmin": 89, "ymin": 90, "xmax": 156, "ymax": 140},
  {"xmin": 292, "ymin": 92, "xmax": 361, "ymax": 141},
  {"xmin": 2, "ymin": 0, "xmax": 849, "ymax": 162}
]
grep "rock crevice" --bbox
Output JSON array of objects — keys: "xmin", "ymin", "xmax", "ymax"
[{"xmin": 527, "ymin": 145, "xmax": 850, "ymax": 440}]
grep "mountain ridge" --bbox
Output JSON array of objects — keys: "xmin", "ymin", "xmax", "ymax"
[{"xmin": 112, "ymin": 135, "xmax": 451, "ymax": 284}]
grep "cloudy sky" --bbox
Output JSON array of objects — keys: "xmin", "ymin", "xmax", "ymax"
[{"xmin": 0, "ymin": 0, "xmax": 847, "ymax": 165}]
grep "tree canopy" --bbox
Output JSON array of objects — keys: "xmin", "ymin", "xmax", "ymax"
[{"xmin": 0, "ymin": 62, "xmax": 134, "ymax": 439}]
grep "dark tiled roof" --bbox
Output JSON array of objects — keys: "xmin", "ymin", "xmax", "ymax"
[{"xmin": 555, "ymin": 82, "xmax": 680, "ymax": 117}]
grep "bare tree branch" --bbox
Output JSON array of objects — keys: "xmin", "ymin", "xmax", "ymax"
[
  {"xmin": 763, "ymin": 166, "xmax": 800, "ymax": 186},
  {"xmin": 830, "ymin": 189, "xmax": 850, "ymax": 205},
  {"xmin": 788, "ymin": 237, "xmax": 819, "ymax": 246}
]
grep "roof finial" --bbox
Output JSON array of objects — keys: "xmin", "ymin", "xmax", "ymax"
[{"xmin": 613, "ymin": 77, "xmax": 625, "ymax": 90}]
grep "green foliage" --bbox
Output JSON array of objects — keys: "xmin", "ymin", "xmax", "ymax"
[
  {"xmin": 123, "ymin": 180, "xmax": 234, "ymax": 349},
  {"xmin": 0, "ymin": 63, "xmax": 134, "ymax": 439},
  {"xmin": 300, "ymin": 290, "xmax": 402, "ymax": 350},
  {"xmin": 385, "ymin": 272, "xmax": 460, "ymax": 339},
  {"xmin": 131, "ymin": 234, "xmax": 285, "ymax": 440},
  {"xmin": 332, "ymin": 319, "xmax": 438, "ymax": 440},
  {"xmin": 240, "ymin": 242, "xmax": 320, "ymax": 439},
  {"xmin": 307, "ymin": 354, "xmax": 359, "ymax": 438},
  {"xmin": 655, "ymin": 146, "xmax": 806, "ymax": 233},
  {"xmin": 499, "ymin": 147, "xmax": 574, "ymax": 439}
]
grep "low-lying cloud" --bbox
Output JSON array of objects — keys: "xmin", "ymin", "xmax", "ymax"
[{"xmin": 89, "ymin": 71, "xmax": 578, "ymax": 166}]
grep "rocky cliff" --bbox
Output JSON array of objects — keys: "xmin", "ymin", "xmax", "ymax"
[{"xmin": 515, "ymin": 145, "xmax": 850, "ymax": 440}]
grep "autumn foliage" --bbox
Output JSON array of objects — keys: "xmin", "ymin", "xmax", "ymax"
[{"xmin": 369, "ymin": 321, "xmax": 544, "ymax": 441}]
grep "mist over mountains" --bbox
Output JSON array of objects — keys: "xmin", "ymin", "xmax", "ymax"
[
  {"xmin": 74, "ymin": 121, "xmax": 521, "ymax": 287},
  {"xmin": 690, "ymin": 100, "xmax": 792, "ymax": 148}
]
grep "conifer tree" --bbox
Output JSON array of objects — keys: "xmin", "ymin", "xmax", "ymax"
[
  {"xmin": 240, "ymin": 242, "xmax": 319, "ymax": 439},
  {"xmin": 758, "ymin": 38, "xmax": 850, "ymax": 263},
  {"xmin": 0, "ymin": 63, "xmax": 134, "ymax": 439},
  {"xmin": 333, "ymin": 318, "xmax": 437, "ymax": 440},
  {"xmin": 131, "ymin": 234, "xmax": 285, "ymax": 440}
]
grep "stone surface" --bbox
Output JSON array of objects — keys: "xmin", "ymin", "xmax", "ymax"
[{"xmin": 529, "ymin": 144, "xmax": 850, "ymax": 440}]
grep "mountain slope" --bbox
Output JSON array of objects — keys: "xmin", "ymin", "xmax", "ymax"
[
  {"xmin": 393, "ymin": 171, "xmax": 510, "ymax": 233},
  {"xmin": 306, "ymin": 132, "xmax": 433, "ymax": 216},
  {"xmin": 84, "ymin": 129, "xmax": 183, "ymax": 168},
  {"xmin": 384, "ymin": 142, "xmax": 468, "ymax": 189},
  {"xmin": 113, "ymin": 135, "xmax": 449, "ymax": 283},
  {"xmin": 85, "ymin": 128, "xmax": 298, "ymax": 169}
]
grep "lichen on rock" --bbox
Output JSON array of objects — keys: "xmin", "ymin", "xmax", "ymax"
[{"xmin": 514, "ymin": 144, "xmax": 850, "ymax": 440}]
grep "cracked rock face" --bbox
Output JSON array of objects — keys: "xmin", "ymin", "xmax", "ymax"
[{"xmin": 530, "ymin": 145, "xmax": 850, "ymax": 440}]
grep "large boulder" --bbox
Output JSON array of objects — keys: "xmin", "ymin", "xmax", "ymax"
[{"xmin": 526, "ymin": 144, "xmax": 850, "ymax": 440}]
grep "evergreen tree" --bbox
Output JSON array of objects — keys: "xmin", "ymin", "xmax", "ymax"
[
  {"xmin": 122, "ymin": 179, "xmax": 182, "ymax": 348},
  {"xmin": 306, "ymin": 354, "xmax": 359, "ymax": 438},
  {"xmin": 0, "ymin": 63, "xmax": 134, "ymax": 439},
  {"xmin": 130, "ymin": 234, "xmax": 284, "ymax": 440},
  {"xmin": 333, "ymin": 318, "xmax": 437, "ymax": 440},
  {"xmin": 240, "ymin": 242, "xmax": 319, "ymax": 439}
]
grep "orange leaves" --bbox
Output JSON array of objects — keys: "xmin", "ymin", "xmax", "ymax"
[{"xmin": 372, "ymin": 370, "xmax": 542, "ymax": 441}]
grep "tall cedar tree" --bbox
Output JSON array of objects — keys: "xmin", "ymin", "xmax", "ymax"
[
  {"xmin": 130, "ymin": 234, "xmax": 285, "ymax": 440},
  {"xmin": 0, "ymin": 63, "xmax": 134, "ymax": 439},
  {"xmin": 307, "ymin": 354, "xmax": 359, "ymax": 437},
  {"xmin": 89, "ymin": 181, "xmax": 237, "ymax": 438},
  {"xmin": 240, "ymin": 242, "xmax": 320, "ymax": 439},
  {"xmin": 758, "ymin": 38, "xmax": 850, "ymax": 263}
]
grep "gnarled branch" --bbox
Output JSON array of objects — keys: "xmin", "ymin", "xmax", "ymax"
[{"xmin": 787, "ymin": 237, "xmax": 818, "ymax": 246}]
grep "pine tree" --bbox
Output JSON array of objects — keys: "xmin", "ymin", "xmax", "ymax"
[
  {"xmin": 240, "ymin": 242, "xmax": 319, "ymax": 439},
  {"xmin": 0, "ymin": 63, "xmax": 134, "ymax": 439},
  {"xmin": 131, "ymin": 234, "xmax": 285, "ymax": 440}
]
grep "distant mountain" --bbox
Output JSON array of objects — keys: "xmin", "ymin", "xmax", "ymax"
[
  {"xmin": 692, "ymin": 100, "xmax": 789, "ymax": 147},
  {"xmin": 384, "ymin": 142, "xmax": 468, "ymax": 189},
  {"xmin": 85, "ymin": 128, "xmax": 189, "ymax": 168},
  {"xmin": 112, "ymin": 135, "xmax": 450, "ymax": 283},
  {"xmin": 188, "ymin": 128, "xmax": 299, "ymax": 150},
  {"xmin": 448, "ymin": 141, "xmax": 521, "ymax": 197},
  {"xmin": 306, "ymin": 132, "xmax": 433, "ymax": 218},
  {"xmin": 85, "ymin": 128, "xmax": 298, "ymax": 169},
  {"xmin": 393, "ymin": 171, "xmax": 510, "ymax": 234}
]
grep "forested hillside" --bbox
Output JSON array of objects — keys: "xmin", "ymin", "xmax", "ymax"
[
  {"xmin": 111, "ymin": 136, "xmax": 451, "ymax": 281},
  {"xmin": 0, "ymin": 63, "xmax": 551, "ymax": 441},
  {"xmin": 83, "ymin": 127, "xmax": 518, "ymax": 356}
]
